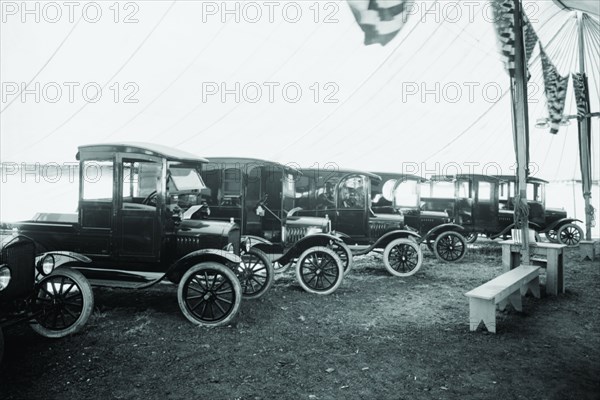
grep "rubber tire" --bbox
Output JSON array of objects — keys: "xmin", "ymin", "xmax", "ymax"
[
  {"xmin": 433, "ymin": 231, "xmax": 467, "ymax": 262},
  {"xmin": 329, "ymin": 241, "xmax": 354, "ymax": 276},
  {"xmin": 295, "ymin": 247, "xmax": 344, "ymax": 295},
  {"xmin": 557, "ymin": 223, "xmax": 583, "ymax": 247},
  {"xmin": 178, "ymin": 262, "xmax": 242, "ymax": 327},
  {"xmin": 383, "ymin": 238, "xmax": 423, "ymax": 277},
  {"xmin": 238, "ymin": 248, "xmax": 274, "ymax": 300},
  {"xmin": 30, "ymin": 268, "xmax": 94, "ymax": 339}
]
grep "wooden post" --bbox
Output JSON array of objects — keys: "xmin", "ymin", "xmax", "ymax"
[
  {"xmin": 511, "ymin": 0, "xmax": 530, "ymax": 263},
  {"xmin": 577, "ymin": 14, "xmax": 593, "ymax": 241}
]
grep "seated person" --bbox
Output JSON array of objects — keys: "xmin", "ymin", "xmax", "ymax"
[{"xmin": 317, "ymin": 182, "xmax": 336, "ymax": 209}]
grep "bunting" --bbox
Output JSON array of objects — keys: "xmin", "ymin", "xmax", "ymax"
[
  {"xmin": 491, "ymin": 0, "xmax": 538, "ymax": 78},
  {"xmin": 572, "ymin": 72, "xmax": 588, "ymax": 118},
  {"xmin": 347, "ymin": 0, "xmax": 414, "ymax": 46},
  {"xmin": 541, "ymin": 48, "xmax": 569, "ymax": 134}
]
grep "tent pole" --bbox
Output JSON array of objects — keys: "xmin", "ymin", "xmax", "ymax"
[
  {"xmin": 577, "ymin": 14, "xmax": 593, "ymax": 241},
  {"xmin": 512, "ymin": 0, "xmax": 530, "ymax": 263}
]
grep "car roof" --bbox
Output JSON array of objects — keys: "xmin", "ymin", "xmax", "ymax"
[
  {"xmin": 205, "ymin": 157, "xmax": 301, "ymax": 175},
  {"xmin": 372, "ymin": 172, "xmax": 426, "ymax": 183},
  {"xmin": 77, "ymin": 142, "xmax": 208, "ymax": 163},
  {"xmin": 301, "ymin": 168, "xmax": 382, "ymax": 182},
  {"xmin": 494, "ymin": 175, "xmax": 550, "ymax": 184},
  {"xmin": 429, "ymin": 174, "xmax": 501, "ymax": 182}
]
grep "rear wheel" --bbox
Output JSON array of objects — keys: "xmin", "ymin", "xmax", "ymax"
[
  {"xmin": 30, "ymin": 268, "xmax": 94, "ymax": 338},
  {"xmin": 545, "ymin": 230, "xmax": 558, "ymax": 243},
  {"xmin": 328, "ymin": 241, "xmax": 354, "ymax": 276},
  {"xmin": 178, "ymin": 262, "xmax": 242, "ymax": 327},
  {"xmin": 464, "ymin": 232, "xmax": 478, "ymax": 244},
  {"xmin": 295, "ymin": 247, "xmax": 343, "ymax": 295},
  {"xmin": 557, "ymin": 223, "xmax": 583, "ymax": 247},
  {"xmin": 383, "ymin": 238, "xmax": 423, "ymax": 277},
  {"xmin": 237, "ymin": 248, "xmax": 274, "ymax": 299},
  {"xmin": 434, "ymin": 231, "xmax": 467, "ymax": 262}
]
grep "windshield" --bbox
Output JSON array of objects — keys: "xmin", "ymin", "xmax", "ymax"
[
  {"xmin": 393, "ymin": 179, "xmax": 419, "ymax": 208},
  {"xmin": 169, "ymin": 167, "xmax": 206, "ymax": 192}
]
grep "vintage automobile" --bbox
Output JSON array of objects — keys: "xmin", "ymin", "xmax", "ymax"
[
  {"xmin": 0, "ymin": 235, "xmax": 93, "ymax": 362},
  {"xmin": 295, "ymin": 168, "xmax": 424, "ymax": 277},
  {"xmin": 425, "ymin": 174, "xmax": 583, "ymax": 246},
  {"xmin": 9, "ymin": 143, "xmax": 250, "ymax": 327},
  {"xmin": 371, "ymin": 172, "xmax": 469, "ymax": 262},
  {"xmin": 494, "ymin": 175, "xmax": 583, "ymax": 246},
  {"xmin": 201, "ymin": 158, "xmax": 349, "ymax": 295}
]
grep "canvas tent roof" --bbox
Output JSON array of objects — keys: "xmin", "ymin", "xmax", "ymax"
[{"xmin": 0, "ymin": 1, "xmax": 598, "ymax": 183}]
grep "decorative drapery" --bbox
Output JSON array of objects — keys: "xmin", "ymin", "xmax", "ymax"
[
  {"xmin": 347, "ymin": 0, "xmax": 414, "ymax": 46},
  {"xmin": 540, "ymin": 49, "xmax": 570, "ymax": 134}
]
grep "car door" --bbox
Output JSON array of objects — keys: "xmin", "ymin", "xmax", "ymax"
[
  {"xmin": 334, "ymin": 174, "xmax": 369, "ymax": 243},
  {"xmin": 113, "ymin": 154, "xmax": 163, "ymax": 263}
]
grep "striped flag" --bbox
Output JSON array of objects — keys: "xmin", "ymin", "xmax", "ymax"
[
  {"xmin": 492, "ymin": 0, "xmax": 538, "ymax": 78},
  {"xmin": 347, "ymin": 0, "xmax": 414, "ymax": 46},
  {"xmin": 541, "ymin": 48, "xmax": 569, "ymax": 134},
  {"xmin": 572, "ymin": 72, "xmax": 588, "ymax": 118}
]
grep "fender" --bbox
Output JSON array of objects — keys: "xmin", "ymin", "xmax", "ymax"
[
  {"xmin": 242, "ymin": 235, "xmax": 274, "ymax": 249},
  {"xmin": 544, "ymin": 218, "xmax": 583, "ymax": 233},
  {"xmin": 422, "ymin": 223, "xmax": 466, "ymax": 242},
  {"xmin": 163, "ymin": 249, "xmax": 242, "ymax": 287},
  {"xmin": 490, "ymin": 221, "xmax": 542, "ymax": 240},
  {"xmin": 35, "ymin": 251, "xmax": 91, "ymax": 270},
  {"xmin": 330, "ymin": 231, "xmax": 352, "ymax": 241},
  {"xmin": 353, "ymin": 230, "xmax": 421, "ymax": 256},
  {"xmin": 277, "ymin": 233, "xmax": 344, "ymax": 265}
]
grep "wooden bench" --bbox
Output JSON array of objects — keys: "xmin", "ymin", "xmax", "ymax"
[
  {"xmin": 465, "ymin": 265, "xmax": 540, "ymax": 333},
  {"xmin": 500, "ymin": 240, "xmax": 567, "ymax": 295}
]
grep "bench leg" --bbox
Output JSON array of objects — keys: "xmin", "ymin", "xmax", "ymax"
[
  {"xmin": 521, "ymin": 276, "xmax": 540, "ymax": 298},
  {"xmin": 508, "ymin": 290, "xmax": 522, "ymax": 312},
  {"xmin": 469, "ymin": 298, "xmax": 496, "ymax": 333}
]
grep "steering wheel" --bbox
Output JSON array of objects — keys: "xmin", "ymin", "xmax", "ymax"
[{"xmin": 142, "ymin": 190, "xmax": 158, "ymax": 206}]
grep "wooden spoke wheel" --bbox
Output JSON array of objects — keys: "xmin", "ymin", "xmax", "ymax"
[
  {"xmin": 433, "ymin": 231, "xmax": 467, "ymax": 262},
  {"xmin": 30, "ymin": 268, "xmax": 94, "ymax": 338},
  {"xmin": 237, "ymin": 248, "xmax": 274, "ymax": 300},
  {"xmin": 295, "ymin": 247, "xmax": 343, "ymax": 295},
  {"xmin": 557, "ymin": 223, "xmax": 583, "ymax": 247},
  {"xmin": 177, "ymin": 262, "xmax": 242, "ymax": 326},
  {"xmin": 383, "ymin": 238, "xmax": 423, "ymax": 277}
]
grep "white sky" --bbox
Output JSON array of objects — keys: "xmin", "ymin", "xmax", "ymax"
[{"xmin": 0, "ymin": 0, "xmax": 598, "ymax": 181}]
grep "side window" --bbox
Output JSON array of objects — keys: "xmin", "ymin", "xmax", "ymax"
[
  {"xmin": 478, "ymin": 181, "xmax": 492, "ymax": 201},
  {"xmin": 122, "ymin": 161, "xmax": 161, "ymax": 207},
  {"xmin": 82, "ymin": 160, "xmax": 114, "ymax": 201},
  {"xmin": 394, "ymin": 180, "xmax": 419, "ymax": 208},
  {"xmin": 339, "ymin": 176, "xmax": 365, "ymax": 209},
  {"xmin": 221, "ymin": 168, "xmax": 242, "ymax": 206},
  {"xmin": 201, "ymin": 166, "xmax": 221, "ymax": 206},
  {"xmin": 458, "ymin": 181, "xmax": 471, "ymax": 199}
]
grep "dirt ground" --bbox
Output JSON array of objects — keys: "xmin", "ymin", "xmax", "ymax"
[{"xmin": 1, "ymin": 240, "xmax": 599, "ymax": 400}]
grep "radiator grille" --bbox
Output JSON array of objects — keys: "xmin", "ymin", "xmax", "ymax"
[
  {"xmin": 285, "ymin": 226, "xmax": 308, "ymax": 245},
  {"xmin": 0, "ymin": 238, "xmax": 35, "ymax": 300}
]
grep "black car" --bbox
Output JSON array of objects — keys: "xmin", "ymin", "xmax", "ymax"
[
  {"xmin": 0, "ymin": 235, "xmax": 93, "ymax": 362},
  {"xmin": 8, "ymin": 143, "xmax": 246, "ymax": 326}
]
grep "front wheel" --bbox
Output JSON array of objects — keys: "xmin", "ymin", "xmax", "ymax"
[
  {"xmin": 433, "ymin": 231, "xmax": 467, "ymax": 262},
  {"xmin": 557, "ymin": 223, "xmax": 583, "ymax": 247},
  {"xmin": 30, "ymin": 268, "xmax": 94, "ymax": 338},
  {"xmin": 237, "ymin": 248, "xmax": 274, "ymax": 299},
  {"xmin": 295, "ymin": 247, "xmax": 343, "ymax": 295},
  {"xmin": 383, "ymin": 238, "xmax": 423, "ymax": 277},
  {"xmin": 178, "ymin": 262, "xmax": 242, "ymax": 327}
]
